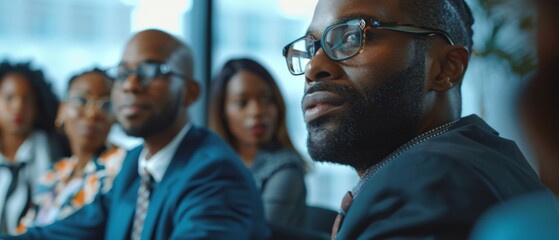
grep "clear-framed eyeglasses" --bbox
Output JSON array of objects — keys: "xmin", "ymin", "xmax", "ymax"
[
  {"xmin": 282, "ymin": 18, "xmax": 455, "ymax": 75},
  {"xmin": 67, "ymin": 92, "xmax": 112, "ymax": 117}
]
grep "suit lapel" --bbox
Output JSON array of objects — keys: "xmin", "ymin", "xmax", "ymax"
[
  {"xmin": 113, "ymin": 178, "xmax": 140, "ymax": 239},
  {"xmin": 140, "ymin": 127, "xmax": 203, "ymax": 239},
  {"xmin": 109, "ymin": 146, "xmax": 142, "ymax": 240}
]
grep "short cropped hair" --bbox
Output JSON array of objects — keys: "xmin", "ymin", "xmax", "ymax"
[{"xmin": 401, "ymin": 0, "xmax": 474, "ymax": 51}]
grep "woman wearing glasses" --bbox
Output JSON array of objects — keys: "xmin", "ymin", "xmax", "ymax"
[
  {"xmin": 209, "ymin": 58, "xmax": 307, "ymax": 227},
  {"xmin": 0, "ymin": 61, "xmax": 67, "ymax": 234},
  {"xmin": 17, "ymin": 68, "xmax": 125, "ymax": 232}
]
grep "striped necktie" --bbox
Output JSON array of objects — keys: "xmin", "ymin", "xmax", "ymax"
[
  {"xmin": 131, "ymin": 170, "xmax": 155, "ymax": 240},
  {"xmin": 331, "ymin": 191, "xmax": 353, "ymax": 240}
]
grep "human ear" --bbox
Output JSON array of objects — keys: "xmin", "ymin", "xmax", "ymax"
[
  {"xmin": 183, "ymin": 79, "xmax": 200, "ymax": 107},
  {"xmin": 55, "ymin": 103, "xmax": 67, "ymax": 131},
  {"xmin": 431, "ymin": 46, "xmax": 469, "ymax": 92}
]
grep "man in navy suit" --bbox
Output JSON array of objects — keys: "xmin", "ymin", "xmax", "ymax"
[
  {"xmin": 282, "ymin": 0, "xmax": 547, "ymax": 239},
  {"xmin": 3, "ymin": 29, "xmax": 269, "ymax": 239}
]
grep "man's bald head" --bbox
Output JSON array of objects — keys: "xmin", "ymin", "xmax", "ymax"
[
  {"xmin": 124, "ymin": 29, "xmax": 194, "ymax": 80},
  {"xmin": 112, "ymin": 29, "xmax": 200, "ymax": 139}
]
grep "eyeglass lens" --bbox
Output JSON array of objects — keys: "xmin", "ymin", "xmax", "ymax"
[
  {"xmin": 285, "ymin": 21, "xmax": 363, "ymax": 75},
  {"xmin": 68, "ymin": 95, "xmax": 112, "ymax": 113},
  {"xmin": 287, "ymin": 38, "xmax": 314, "ymax": 75},
  {"xmin": 108, "ymin": 63, "xmax": 170, "ymax": 86},
  {"xmin": 323, "ymin": 22, "xmax": 362, "ymax": 60}
]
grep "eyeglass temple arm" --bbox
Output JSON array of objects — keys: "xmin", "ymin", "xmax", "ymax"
[{"xmin": 375, "ymin": 24, "xmax": 455, "ymax": 45}]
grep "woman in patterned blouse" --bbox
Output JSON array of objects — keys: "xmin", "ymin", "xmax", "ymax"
[{"xmin": 17, "ymin": 68, "xmax": 125, "ymax": 232}]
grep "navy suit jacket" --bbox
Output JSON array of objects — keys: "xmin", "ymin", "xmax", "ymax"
[
  {"xmin": 335, "ymin": 115, "xmax": 547, "ymax": 240},
  {"xmin": 4, "ymin": 126, "xmax": 269, "ymax": 240}
]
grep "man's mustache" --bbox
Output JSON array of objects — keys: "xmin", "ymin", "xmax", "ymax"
[{"xmin": 304, "ymin": 82, "xmax": 355, "ymax": 96}]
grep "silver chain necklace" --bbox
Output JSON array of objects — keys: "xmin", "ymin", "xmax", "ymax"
[{"xmin": 351, "ymin": 118, "xmax": 461, "ymax": 198}]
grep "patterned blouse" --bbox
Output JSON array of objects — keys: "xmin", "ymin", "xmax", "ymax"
[{"xmin": 17, "ymin": 147, "xmax": 125, "ymax": 233}]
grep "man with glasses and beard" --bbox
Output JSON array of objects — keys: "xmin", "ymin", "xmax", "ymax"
[
  {"xmin": 1, "ymin": 29, "xmax": 269, "ymax": 240},
  {"xmin": 283, "ymin": 0, "xmax": 547, "ymax": 239}
]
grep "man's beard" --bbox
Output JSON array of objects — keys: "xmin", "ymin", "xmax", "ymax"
[
  {"xmin": 306, "ymin": 55, "xmax": 425, "ymax": 172},
  {"xmin": 122, "ymin": 96, "xmax": 181, "ymax": 138}
]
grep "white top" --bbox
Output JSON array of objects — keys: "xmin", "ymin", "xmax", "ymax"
[
  {"xmin": 138, "ymin": 123, "xmax": 192, "ymax": 183},
  {"xmin": 0, "ymin": 131, "xmax": 52, "ymax": 234}
]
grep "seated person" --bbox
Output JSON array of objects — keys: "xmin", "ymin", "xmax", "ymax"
[
  {"xmin": 281, "ymin": 0, "xmax": 548, "ymax": 238},
  {"xmin": 0, "ymin": 61, "xmax": 67, "ymax": 234},
  {"xmin": 210, "ymin": 58, "xmax": 307, "ymax": 226},
  {"xmin": 1, "ymin": 30, "xmax": 269, "ymax": 240},
  {"xmin": 17, "ymin": 68, "xmax": 125, "ymax": 232}
]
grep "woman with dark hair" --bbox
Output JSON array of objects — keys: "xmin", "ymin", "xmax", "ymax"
[
  {"xmin": 0, "ymin": 61, "xmax": 67, "ymax": 234},
  {"xmin": 209, "ymin": 58, "xmax": 306, "ymax": 226},
  {"xmin": 17, "ymin": 68, "xmax": 125, "ymax": 232}
]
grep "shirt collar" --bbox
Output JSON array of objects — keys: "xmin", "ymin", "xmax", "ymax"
[
  {"xmin": 0, "ymin": 131, "xmax": 37, "ymax": 165},
  {"xmin": 138, "ymin": 122, "xmax": 192, "ymax": 183}
]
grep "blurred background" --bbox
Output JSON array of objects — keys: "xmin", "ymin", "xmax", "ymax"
[{"xmin": 0, "ymin": 0, "xmax": 536, "ymax": 210}]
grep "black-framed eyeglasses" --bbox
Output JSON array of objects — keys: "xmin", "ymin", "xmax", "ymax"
[
  {"xmin": 106, "ymin": 62, "xmax": 186, "ymax": 87},
  {"xmin": 282, "ymin": 18, "xmax": 455, "ymax": 75}
]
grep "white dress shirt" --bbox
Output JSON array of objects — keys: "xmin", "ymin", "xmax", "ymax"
[
  {"xmin": 0, "ymin": 131, "xmax": 52, "ymax": 234},
  {"xmin": 138, "ymin": 123, "xmax": 192, "ymax": 183}
]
